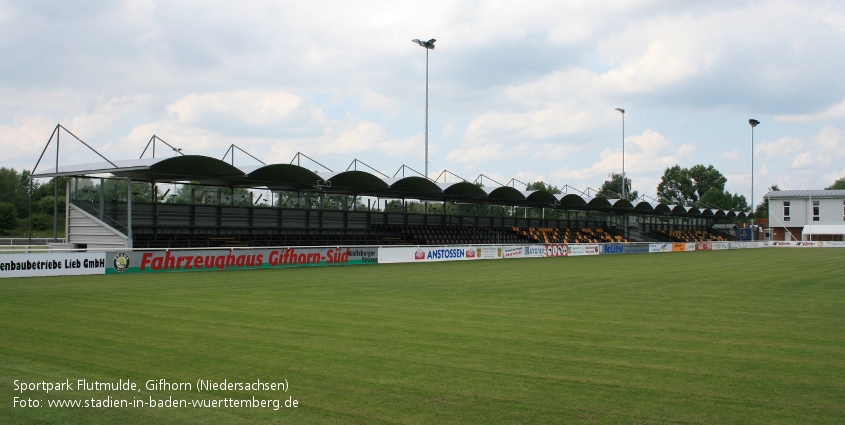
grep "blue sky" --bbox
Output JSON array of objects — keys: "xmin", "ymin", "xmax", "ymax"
[{"xmin": 1, "ymin": 0, "xmax": 844, "ymax": 208}]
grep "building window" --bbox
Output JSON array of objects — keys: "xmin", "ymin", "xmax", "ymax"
[
  {"xmin": 813, "ymin": 200, "xmax": 820, "ymax": 222},
  {"xmin": 783, "ymin": 201, "xmax": 790, "ymax": 222}
]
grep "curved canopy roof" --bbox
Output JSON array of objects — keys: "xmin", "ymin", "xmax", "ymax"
[
  {"xmin": 34, "ymin": 154, "xmax": 745, "ymax": 219},
  {"xmin": 482, "ymin": 186, "xmax": 526, "ymax": 202},
  {"xmin": 320, "ymin": 171, "xmax": 390, "ymax": 193},
  {"xmin": 242, "ymin": 163, "xmax": 323, "ymax": 191},
  {"xmin": 525, "ymin": 190, "xmax": 559, "ymax": 205},
  {"xmin": 386, "ymin": 176, "xmax": 443, "ymax": 195},
  {"xmin": 556, "ymin": 193, "xmax": 588, "ymax": 208},
  {"xmin": 439, "ymin": 182, "xmax": 487, "ymax": 199}
]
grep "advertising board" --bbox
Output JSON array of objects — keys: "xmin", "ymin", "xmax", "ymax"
[
  {"xmin": 570, "ymin": 244, "xmax": 601, "ymax": 256},
  {"xmin": 603, "ymin": 244, "xmax": 624, "ymax": 254},
  {"xmin": 105, "ymin": 247, "xmax": 378, "ymax": 274},
  {"xmin": 712, "ymin": 242, "xmax": 729, "ymax": 250},
  {"xmin": 672, "ymin": 243, "xmax": 686, "ymax": 252},
  {"xmin": 0, "ymin": 252, "xmax": 106, "ymax": 279},
  {"xmin": 694, "ymin": 242, "xmax": 712, "ymax": 251},
  {"xmin": 544, "ymin": 244, "xmax": 569, "ymax": 257},
  {"xmin": 621, "ymin": 244, "xmax": 650, "ymax": 254},
  {"xmin": 379, "ymin": 246, "xmax": 503, "ymax": 264},
  {"xmin": 818, "ymin": 241, "xmax": 845, "ymax": 248},
  {"xmin": 650, "ymin": 243, "xmax": 671, "ymax": 253}
]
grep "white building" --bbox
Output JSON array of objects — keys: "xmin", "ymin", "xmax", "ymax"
[{"xmin": 766, "ymin": 190, "xmax": 845, "ymax": 241}]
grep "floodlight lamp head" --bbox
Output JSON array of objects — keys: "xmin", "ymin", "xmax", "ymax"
[
  {"xmin": 412, "ymin": 38, "xmax": 436, "ymax": 49},
  {"xmin": 615, "ymin": 108, "xmax": 625, "ymax": 114},
  {"xmin": 748, "ymin": 119, "xmax": 760, "ymax": 127}
]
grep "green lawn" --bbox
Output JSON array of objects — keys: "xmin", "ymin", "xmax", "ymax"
[{"xmin": 1, "ymin": 249, "xmax": 844, "ymax": 424}]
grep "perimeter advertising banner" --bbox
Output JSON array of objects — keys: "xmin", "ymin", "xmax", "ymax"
[
  {"xmin": 569, "ymin": 244, "xmax": 601, "ymax": 256},
  {"xmin": 603, "ymin": 243, "xmax": 649, "ymax": 254},
  {"xmin": 0, "ymin": 252, "xmax": 106, "ymax": 279},
  {"xmin": 818, "ymin": 241, "xmax": 845, "ymax": 248},
  {"xmin": 712, "ymin": 242, "xmax": 729, "ymax": 250},
  {"xmin": 769, "ymin": 241, "xmax": 800, "ymax": 247},
  {"xmin": 378, "ymin": 246, "xmax": 503, "ymax": 264},
  {"xmin": 695, "ymin": 242, "xmax": 712, "ymax": 251},
  {"xmin": 650, "ymin": 243, "xmax": 672, "ymax": 253},
  {"xmin": 499, "ymin": 245, "xmax": 546, "ymax": 259},
  {"xmin": 104, "ymin": 247, "xmax": 378, "ymax": 274}
]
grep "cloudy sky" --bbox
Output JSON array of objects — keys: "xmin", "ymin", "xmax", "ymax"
[{"xmin": 2, "ymin": 0, "xmax": 844, "ymax": 207}]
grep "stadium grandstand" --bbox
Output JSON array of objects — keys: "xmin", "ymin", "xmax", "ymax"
[{"xmin": 30, "ymin": 127, "xmax": 746, "ymax": 250}]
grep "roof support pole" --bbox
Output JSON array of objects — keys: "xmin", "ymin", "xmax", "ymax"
[
  {"xmin": 127, "ymin": 177, "xmax": 133, "ymax": 248},
  {"xmin": 28, "ymin": 177, "xmax": 33, "ymax": 246},
  {"xmin": 54, "ymin": 129, "xmax": 59, "ymax": 243}
]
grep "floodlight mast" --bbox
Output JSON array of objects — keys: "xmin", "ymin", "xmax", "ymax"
[
  {"xmin": 749, "ymin": 118, "xmax": 760, "ymax": 241},
  {"xmin": 412, "ymin": 38, "xmax": 436, "ymax": 179},
  {"xmin": 615, "ymin": 108, "xmax": 626, "ymax": 200}
]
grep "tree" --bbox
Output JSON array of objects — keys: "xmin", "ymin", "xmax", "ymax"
[
  {"xmin": 0, "ymin": 202, "xmax": 17, "ymax": 234},
  {"xmin": 754, "ymin": 184, "xmax": 780, "ymax": 218},
  {"xmin": 657, "ymin": 164, "xmax": 728, "ymax": 206},
  {"xmin": 688, "ymin": 164, "xmax": 727, "ymax": 200},
  {"xmin": 657, "ymin": 165, "xmax": 696, "ymax": 206},
  {"xmin": 596, "ymin": 173, "xmax": 638, "ymax": 201},
  {"xmin": 699, "ymin": 189, "xmax": 750, "ymax": 212},
  {"xmin": 0, "ymin": 167, "xmax": 33, "ymax": 218},
  {"xmin": 525, "ymin": 181, "xmax": 561, "ymax": 194},
  {"xmin": 826, "ymin": 176, "xmax": 845, "ymax": 190}
]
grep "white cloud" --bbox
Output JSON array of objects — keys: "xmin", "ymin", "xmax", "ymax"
[
  {"xmin": 446, "ymin": 143, "xmax": 508, "ymax": 164},
  {"xmin": 166, "ymin": 90, "xmax": 306, "ymax": 127},
  {"xmin": 756, "ymin": 136, "xmax": 804, "ymax": 158},
  {"xmin": 774, "ymin": 99, "xmax": 845, "ymax": 123},
  {"xmin": 463, "ymin": 106, "xmax": 593, "ymax": 144},
  {"xmin": 721, "ymin": 148, "xmax": 741, "ymax": 160},
  {"xmin": 551, "ymin": 129, "xmax": 695, "ymax": 182}
]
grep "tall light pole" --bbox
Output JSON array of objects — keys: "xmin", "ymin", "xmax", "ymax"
[
  {"xmin": 749, "ymin": 118, "xmax": 760, "ymax": 241},
  {"xmin": 615, "ymin": 108, "xmax": 626, "ymax": 200},
  {"xmin": 412, "ymin": 38, "xmax": 436, "ymax": 179}
]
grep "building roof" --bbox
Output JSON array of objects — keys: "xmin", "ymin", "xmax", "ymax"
[{"xmin": 766, "ymin": 190, "xmax": 845, "ymax": 199}]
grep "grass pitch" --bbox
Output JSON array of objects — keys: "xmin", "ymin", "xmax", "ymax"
[{"xmin": 1, "ymin": 248, "xmax": 844, "ymax": 424}]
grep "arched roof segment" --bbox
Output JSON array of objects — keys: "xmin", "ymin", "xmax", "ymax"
[
  {"xmin": 634, "ymin": 201, "xmax": 655, "ymax": 212},
  {"xmin": 585, "ymin": 196, "xmax": 612, "ymax": 210},
  {"xmin": 608, "ymin": 199, "xmax": 634, "ymax": 210},
  {"xmin": 556, "ymin": 193, "xmax": 588, "ymax": 208},
  {"xmin": 482, "ymin": 186, "xmax": 526, "ymax": 202},
  {"xmin": 320, "ymin": 170, "xmax": 389, "ymax": 193},
  {"xmin": 670, "ymin": 205, "xmax": 690, "ymax": 215},
  {"xmin": 525, "ymin": 190, "xmax": 559, "ymax": 205},
  {"xmin": 242, "ymin": 163, "xmax": 323, "ymax": 190},
  {"xmin": 111, "ymin": 155, "xmax": 245, "ymax": 185},
  {"xmin": 386, "ymin": 176, "xmax": 443, "ymax": 195},
  {"xmin": 438, "ymin": 182, "xmax": 487, "ymax": 199}
]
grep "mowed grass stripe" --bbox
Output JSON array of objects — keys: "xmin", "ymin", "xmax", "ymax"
[{"xmin": 1, "ymin": 248, "xmax": 844, "ymax": 424}]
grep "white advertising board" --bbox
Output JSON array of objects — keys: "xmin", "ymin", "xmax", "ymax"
[
  {"xmin": 0, "ymin": 252, "xmax": 106, "ymax": 279},
  {"xmin": 569, "ymin": 244, "xmax": 601, "ymax": 256},
  {"xmin": 378, "ymin": 246, "xmax": 502, "ymax": 264},
  {"xmin": 649, "ymin": 243, "xmax": 672, "ymax": 253}
]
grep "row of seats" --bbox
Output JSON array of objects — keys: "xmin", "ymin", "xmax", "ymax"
[
  {"xmin": 372, "ymin": 224, "xmax": 528, "ymax": 245},
  {"xmin": 650, "ymin": 229, "xmax": 728, "ymax": 242},
  {"xmin": 515, "ymin": 227, "xmax": 627, "ymax": 244},
  {"xmin": 132, "ymin": 224, "xmax": 630, "ymax": 249}
]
